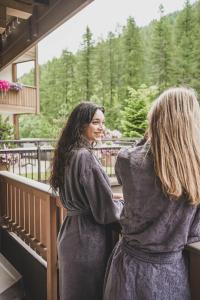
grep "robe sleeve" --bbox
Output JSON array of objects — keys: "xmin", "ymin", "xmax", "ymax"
[
  {"xmin": 188, "ymin": 206, "xmax": 200, "ymax": 244},
  {"xmin": 79, "ymin": 151, "xmax": 123, "ymax": 224},
  {"xmin": 115, "ymin": 148, "xmax": 130, "ymax": 186},
  {"xmin": 115, "ymin": 155, "xmax": 123, "ymax": 185}
]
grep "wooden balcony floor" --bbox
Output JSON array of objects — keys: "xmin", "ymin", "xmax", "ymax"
[{"xmin": 0, "ymin": 253, "xmax": 25, "ymax": 299}]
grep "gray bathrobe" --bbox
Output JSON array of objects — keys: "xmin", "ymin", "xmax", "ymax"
[
  {"xmin": 104, "ymin": 140, "xmax": 200, "ymax": 300},
  {"xmin": 57, "ymin": 148, "xmax": 123, "ymax": 300}
]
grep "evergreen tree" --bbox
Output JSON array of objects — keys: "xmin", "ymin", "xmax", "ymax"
[
  {"xmin": 19, "ymin": 114, "xmax": 54, "ymax": 138},
  {"xmin": 78, "ymin": 26, "xmax": 94, "ymax": 100},
  {"xmin": 19, "ymin": 68, "xmax": 35, "ymax": 86},
  {"xmin": 140, "ymin": 23, "xmax": 154, "ymax": 86},
  {"xmin": 93, "ymin": 39, "xmax": 107, "ymax": 105},
  {"xmin": 191, "ymin": 0, "xmax": 200, "ymax": 92},
  {"xmin": 103, "ymin": 32, "xmax": 119, "ymax": 128},
  {"xmin": 39, "ymin": 59, "xmax": 62, "ymax": 118},
  {"xmin": 107, "ymin": 32, "xmax": 115, "ymax": 105},
  {"xmin": 150, "ymin": 5, "xmax": 174, "ymax": 90},
  {"xmin": 114, "ymin": 29, "xmax": 124, "ymax": 104},
  {"xmin": 120, "ymin": 85, "xmax": 157, "ymax": 138},
  {"xmin": 175, "ymin": 0, "xmax": 194, "ymax": 85},
  {"xmin": 59, "ymin": 49, "xmax": 78, "ymax": 109},
  {"xmin": 122, "ymin": 17, "xmax": 143, "ymax": 91}
]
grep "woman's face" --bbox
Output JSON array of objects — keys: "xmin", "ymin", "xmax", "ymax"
[{"xmin": 83, "ymin": 109, "xmax": 105, "ymax": 143}]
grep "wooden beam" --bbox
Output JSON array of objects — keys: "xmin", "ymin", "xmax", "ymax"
[
  {"xmin": 12, "ymin": 62, "xmax": 17, "ymax": 81},
  {"xmin": 0, "ymin": 6, "xmax": 6, "ymax": 32},
  {"xmin": 0, "ymin": 1, "xmax": 32, "ymax": 14},
  {"xmin": 37, "ymin": 0, "xmax": 94, "ymax": 39},
  {"xmin": 35, "ymin": 45, "xmax": 40, "ymax": 114},
  {"xmin": 46, "ymin": 196, "xmax": 58, "ymax": 300},
  {"xmin": 0, "ymin": 104, "xmax": 36, "ymax": 114},
  {"xmin": 0, "ymin": 0, "xmax": 94, "ymax": 70},
  {"xmin": 22, "ymin": 0, "xmax": 33, "ymax": 4},
  {"xmin": 33, "ymin": 0, "xmax": 49, "ymax": 5},
  {"xmin": 7, "ymin": 7, "xmax": 32, "ymax": 19},
  {"xmin": 13, "ymin": 115, "xmax": 20, "ymax": 139}
]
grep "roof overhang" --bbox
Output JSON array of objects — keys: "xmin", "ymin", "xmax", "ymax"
[{"xmin": 0, "ymin": 0, "xmax": 94, "ymax": 70}]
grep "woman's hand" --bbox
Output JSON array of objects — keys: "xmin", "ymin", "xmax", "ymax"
[{"xmin": 112, "ymin": 193, "xmax": 123, "ymax": 201}]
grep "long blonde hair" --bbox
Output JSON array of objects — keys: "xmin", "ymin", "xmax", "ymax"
[{"xmin": 148, "ymin": 87, "xmax": 200, "ymax": 205}]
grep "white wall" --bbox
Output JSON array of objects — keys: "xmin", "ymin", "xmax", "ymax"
[{"xmin": 0, "ymin": 65, "xmax": 12, "ymax": 81}]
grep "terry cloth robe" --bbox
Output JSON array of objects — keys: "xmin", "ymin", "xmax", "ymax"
[
  {"xmin": 57, "ymin": 147, "xmax": 123, "ymax": 300},
  {"xmin": 104, "ymin": 140, "xmax": 200, "ymax": 300}
]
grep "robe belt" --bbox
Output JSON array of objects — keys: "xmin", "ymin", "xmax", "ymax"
[
  {"xmin": 120, "ymin": 238, "xmax": 182, "ymax": 264},
  {"xmin": 67, "ymin": 209, "xmax": 91, "ymax": 216}
]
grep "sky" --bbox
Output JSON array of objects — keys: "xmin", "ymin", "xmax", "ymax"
[{"xmin": 18, "ymin": 0, "xmax": 196, "ymax": 76}]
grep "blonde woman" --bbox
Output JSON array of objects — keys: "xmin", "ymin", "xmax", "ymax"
[{"xmin": 104, "ymin": 87, "xmax": 200, "ymax": 300}]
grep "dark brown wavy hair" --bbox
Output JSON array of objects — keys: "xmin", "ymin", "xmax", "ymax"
[{"xmin": 49, "ymin": 102, "xmax": 104, "ymax": 191}]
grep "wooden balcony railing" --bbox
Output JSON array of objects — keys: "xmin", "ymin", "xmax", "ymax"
[
  {"xmin": 0, "ymin": 171, "xmax": 200, "ymax": 300},
  {"xmin": 0, "ymin": 85, "xmax": 39, "ymax": 114},
  {"xmin": 0, "ymin": 171, "xmax": 66, "ymax": 300}
]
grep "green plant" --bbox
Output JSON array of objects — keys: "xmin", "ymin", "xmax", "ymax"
[
  {"xmin": 120, "ymin": 85, "xmax": 158, "ymax": 138},
  {"xmin": 0, "ymin": 116, "xmax": 13, "ymax": 140}
]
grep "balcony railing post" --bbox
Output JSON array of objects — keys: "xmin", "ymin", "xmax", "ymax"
[
  {"xmin": 46, "ymin": 195, "xmax": 58, "ymax": 300},
  {"xmin": 0, "ymin": 175, "xmax": 6, "ymax": 224},
  {"xmin": 37, "ymin": 142, "xmax": 41, "ymax": 182}
]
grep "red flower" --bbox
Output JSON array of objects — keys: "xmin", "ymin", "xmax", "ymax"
[{"xmin": 0, "ymin": 80, "xmax": 11, "ymax": 92}]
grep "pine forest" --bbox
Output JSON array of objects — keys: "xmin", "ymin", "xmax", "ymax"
[{"xmin": 19, "ymin": 0, "xmax": 200, "ymax": 138}]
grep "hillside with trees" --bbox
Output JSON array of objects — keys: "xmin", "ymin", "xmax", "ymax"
[{"xmin": 19, "ymin": 0, "xmax": 200, "ymax": 138}]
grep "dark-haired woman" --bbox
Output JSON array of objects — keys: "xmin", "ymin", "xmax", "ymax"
[{"xmin": 50, "ymin": 102, "xmax": 123, "ymax": 300}]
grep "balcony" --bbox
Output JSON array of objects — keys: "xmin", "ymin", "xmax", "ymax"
[
  {"xmin": 0, "ymin": 85, "xmax": 39, "ymax": 114},
  {"xmin": 0, "ymin": 170, "xmax": 199, "ymax": 299}
]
